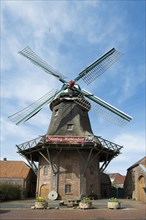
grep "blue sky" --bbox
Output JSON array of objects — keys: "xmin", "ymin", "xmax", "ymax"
[{"xmin": 1, "ymin": 0, "xmax": 145, "ymax": 175}]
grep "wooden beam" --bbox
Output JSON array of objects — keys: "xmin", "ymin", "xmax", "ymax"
[
  {"xmin": 46, "ymin": 148, "xmax": 55, "ymax": 175},
  {"xmin": 25, "ymin": 158, "xmax": 38, "ymax": 175},
  {"xmin": 82, "ymin": 148, "xmax": 93, "ymax": 176}
]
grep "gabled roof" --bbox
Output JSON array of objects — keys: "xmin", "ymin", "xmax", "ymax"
[
  {"xmin": 108, "ymin": 173, "xmax": 125, "ymax": 184},
  {"xmin": 138, "ymin": 156, "xmax": 146, "ymax": 167},
  {"xmin": 108, "ymin": 173, "xmax": 121, "ymax": 179},
  {"xmin": 114, "ymin": 174, "xmax": 125, "ymax": 183},
  {"xmin": 127, "ymin": 156, "xmax": 146, "ymax": 171},
  {"xmin": 0, "ymin": 160, "xmax": 31, "ymax": 178}
]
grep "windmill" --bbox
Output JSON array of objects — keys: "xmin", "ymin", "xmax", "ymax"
[{"xmin": 9, "ymin": 47, "xmax": 132, "ymax": 200}]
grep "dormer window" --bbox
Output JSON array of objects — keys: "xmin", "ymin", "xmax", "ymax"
[
  {"xmin": 67, "ymin": 124, "xmax": 73, "ymax": 131},
  {"xmin": 54, "ymin": 109, "xmax": 58, "ymax": 116}
]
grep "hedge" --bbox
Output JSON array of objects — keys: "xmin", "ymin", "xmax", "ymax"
[{"xmin": 0, "ymin": 183, "xmax": 21, "ymax": 201}]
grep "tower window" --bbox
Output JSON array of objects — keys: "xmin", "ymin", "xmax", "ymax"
[
  {"xmin": 43, "ymin": 165, "xmax": 49, "ymax": 175},
  {"xmin": 67, "ymin": 124, "xmax": 73, "ymax": 130},
  {"xmin": 65, "ymin": 184, "xmax": 72, "ymax": 193}
]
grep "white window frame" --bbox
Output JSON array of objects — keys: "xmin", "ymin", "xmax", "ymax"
[
  {"xmin": 67, "ymin": 124, "xmax": 73, "ymax": 131},
  {"xmin": 65, "ymin": 184, "xmax": 72, "ymax": 193}
]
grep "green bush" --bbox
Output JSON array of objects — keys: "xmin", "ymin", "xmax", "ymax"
[
  {"xmin": 0, "ymin": 183, "xmax": 21, "ymax": 201},
  {"xmin": 81, "ymin": 197, "xmax": 91, "ymax": 203},
  {"xmin": 109, "ymin": 197, "xmax": 119, "ymax": 202}
]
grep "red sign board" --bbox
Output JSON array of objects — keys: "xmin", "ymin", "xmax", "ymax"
[{"xmin": 46, "ymin": 135, "xmax": 93, "ymax": 143}]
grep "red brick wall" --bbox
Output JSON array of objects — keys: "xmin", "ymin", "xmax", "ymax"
[{"xmin": 37, "ymin": 149, "xmax": 101, "ymax": 200}]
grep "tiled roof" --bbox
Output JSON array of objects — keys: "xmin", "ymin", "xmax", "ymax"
[
  {"xmin": 108, "ymin": 173, "xmax": 125, "ymax": 184},
  {"xmin": 108, "ymin": 173, "xmax": 121, "ymax": 179},
  {"xmin": 0, "ymin": 160, "xmax": 31, "ymax": 178},
  {"xmin": 114, "ymin": 174, "xmax": 125, "ymax": 183}
]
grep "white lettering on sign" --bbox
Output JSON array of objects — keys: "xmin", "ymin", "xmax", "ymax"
[{"xmin": 46, "ymin": 135, "xmax": 93, "ymax": 143}]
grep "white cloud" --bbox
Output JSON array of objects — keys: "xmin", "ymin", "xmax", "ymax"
[
  {"xmin": 115, "ymin": 132, "xmax": 145, "ymax": 152},
  {"xmin": 0, "ymin": 113, "xmax": 49, "ymax": 160},
  {"xmin": 1, "ymin": 0, "xmax": 130, "ymax": 53},
  {"xmin": 106, "ymin": 131, "xmax": 145, "ymax": 175},
  {"xmin": 1, "ymin": 69, "xmax": 58, "ymax": 101},
  {"xmin": 118, "ymin": 64, "xmax": 145, "ymax": 103},
  {"xmin": 1, "ymin": 117, "xmax": 36, "ymax": 143}
]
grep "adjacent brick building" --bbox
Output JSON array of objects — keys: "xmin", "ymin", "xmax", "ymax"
[
  {"xmin": 124, "ymin": 156, "xmax": 146, "ymax": 202},
  {"xmin": 0, "ymin": 159, "xmax": 36, "ymax": 198}
]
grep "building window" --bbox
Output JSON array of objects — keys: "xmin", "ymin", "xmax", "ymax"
[
  {"xmin": 43, "ymin": 165, "xmax": 49, "ymax": 175},
  {"xmin": 67, "ymin": 124, "xmax": 73, "ymax": 131},
  {"xmin": 54, "ymin": 109, "xmax": 58, "ymax": 116},
  {"xmin": 65, "ymin": 184, "xmax": 72, "ymax": 193}
]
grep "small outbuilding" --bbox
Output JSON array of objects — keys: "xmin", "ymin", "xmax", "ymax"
[
  {"xmin": 124, "ymin": 156, "xmax": 146, "ymax": 202},
  {"xmin": 108, "ymin": 173, "xmax": 125, "ymax": 198},
  {"xmin": 0, "ymin": 159, "xmax": 36, "ymax": 198}
]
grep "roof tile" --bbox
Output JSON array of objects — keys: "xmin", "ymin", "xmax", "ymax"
[{"xmin": 0, "ymin": 161, "xmax": 30, "ymax": 178}]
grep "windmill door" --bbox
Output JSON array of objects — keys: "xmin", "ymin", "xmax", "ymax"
[{"xmin": 40, "ymin": 184, "xmax": 49, "ymax": 200}]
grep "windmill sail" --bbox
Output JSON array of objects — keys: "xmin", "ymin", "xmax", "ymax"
[
  {"xmin": 74, "ymin": 48, "xmax": 122, "ymax": 85},
  {"xmin": 75, "ymin": 89, "xmax": 132, "ymax": 125},
  {"xmin": 19, "ymin": 47, "xmax": 66, "ymax": 83},
  {"xmin": 8, "ymin": 46, "xmax": 132, "ymax": 126},
  {"xmin": 8, "ymin": 89, "xmax": 61, "ymax": 125}
]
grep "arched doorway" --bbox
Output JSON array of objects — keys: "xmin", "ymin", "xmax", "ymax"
[
  {"xmin": 40, "ymin": 184, "xmax": 49, "ymax": 200},
  {"xmin": 137, "ymin": 176, "xmax": 146, "ymax": 201}
]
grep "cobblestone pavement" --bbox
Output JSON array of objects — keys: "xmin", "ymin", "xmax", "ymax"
[{"xmin": 0, "ymin": 199, "xmax": 146, "ymax": 220}]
